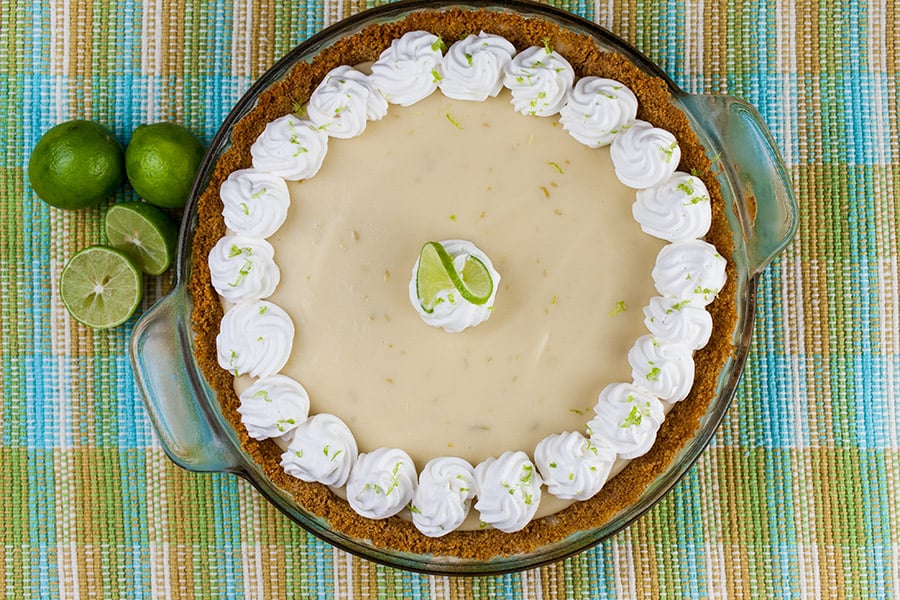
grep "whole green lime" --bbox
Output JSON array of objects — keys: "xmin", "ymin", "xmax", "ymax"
[
  {"xmin": 28, "ymin": 120, "xmax": 125, "ymax": 210},
  {"xmin": 125, "ymin": 122, "xmax": 205, "ymax": 209}
]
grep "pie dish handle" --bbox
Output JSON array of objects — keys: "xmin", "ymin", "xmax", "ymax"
[
  {"xmin": 681, "ymin": 94, "xmax": 798, "ymax": 275},
  {"xmin": 130, "ymin": 287, "xmax": 243, "ymax": 473}
]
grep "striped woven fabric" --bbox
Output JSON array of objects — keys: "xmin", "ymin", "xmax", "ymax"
[{"xmin": 1, "ymin": 0, "xmax": 897, "ymax": 597}]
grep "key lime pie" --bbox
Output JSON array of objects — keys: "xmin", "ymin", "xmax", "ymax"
[{"xmin": 190, "ymin": 9, "xmax": 736, "ymax": 558}]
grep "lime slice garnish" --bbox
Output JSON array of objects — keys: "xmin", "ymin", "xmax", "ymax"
[
  {"xmin": 59, "ymin": 245, "xmax": 143, "ymax": 329},
  {"xmin": 105, "ymin": 202, "xmax": 178, "ymax": 275},
  {"xmin": 416, "ymin": 241, "xmax": 493, "ymax": 313}
]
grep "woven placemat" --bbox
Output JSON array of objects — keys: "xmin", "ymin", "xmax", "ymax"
[{"xmin": 2, "ymin": 0, "xmax": 897, "ymax": 597}]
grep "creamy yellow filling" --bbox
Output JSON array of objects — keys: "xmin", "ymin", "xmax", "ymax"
[{"xmin": 234, "ymin": 90, "xmax": 664, "ymax": 521}]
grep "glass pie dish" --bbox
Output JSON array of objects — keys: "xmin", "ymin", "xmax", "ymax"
[{"xmin": 130, "ymin": 0, "xmax": 797, "ymax": 575}]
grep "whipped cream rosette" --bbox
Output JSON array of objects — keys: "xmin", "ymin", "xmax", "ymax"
[
  {"xmin": 610, "ymin": 120, "xmax": 681, "ymax": 189},
  {"xmin": 652, "ymin": 240, "xmax": 728, "ymax": 305},
  {"xmin": 219, "ymin": 168, "xmax": 290, "ymax": 238},
  {"xmin": 346, "ymin": 448, "xmax": 418, "ymax": 519},
  {"xmin": 251, "ymin": 115, "xmax": 328, "ymax": 180},
  {"xmin": 280, "ymin": 413, "xmax": 357, "ymax": 486},
  {"xmin": 208, "ymin": 236, "xmax": 280, "ymax": 303},
  {"xmin": 216, "ymin": 300, "xmax": 294, "ymax": 379},
  {"xmin": 411, "ymin": 457, "xmax": 476, "ymax": 537},
  {"xmin": 559, "ymin": 76, "xmax": 638, "ymax": 147},
  {"xmin": 238, "ymin": 374, "xmax": 310, "ymax": 440},
  {"xmin": 474, "ymin": 451, "xmax": 543, "ymax": 533},
  {"xmin": 534, "ymin": 432, "xmax": 616, "ymax": 501},
  {"xmin": 587, "ymin": 383, "xmax": 665, "ymax": 460},
  {"xmin": 502, "ymin": 45, "xmax": 575, "ymax": 117},
  {"xmin": 307, "ymin": 65, "xmax": 388, "ymax": 139},
  {"xmin": 643, "ymin": 296, "xmax": 713, "ymax": 351},
  {"xmin": 370, "ymin": 31, "xmax": 444, "ymax": 106},
  {"xmin": 439, "ymin": 32, "xmax": 516, "ymax": 101},
  {"xmin": 633, "ymin": 171, "xmax": 712, "ymax": 242},
  {"xmin": 208, "ymin": 29, "xmax": 730, "ymax": 535}
]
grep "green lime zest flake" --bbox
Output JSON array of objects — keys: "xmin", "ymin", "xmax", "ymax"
[
  {"xmin": 646, "ymin": 366, "xmax": 661, "ymax": 381},
  {"xmin": 431, "ymin": 36, "xmax": 446, "ymax": 52},
  {"xmin": 609, "ymin": 300, "xmax": 627, "ymax": 316},
  {"xmin": 622, "ymin": 405, "xmax": 644, "ymax": 428},
  {"xmin": 293, "ymin": 449, "xmax": 303, "ymax": 458},
  {"xmin": 520, "ymin": 463, "xmax": 534, "ymax": 484},
  {"xmin": 240, "ymin": 202, "xmax": 250, "ymax": 215},
  {"xmin": 661, "ymin": 141, "xmax": 678, "ymax": 162},
  {"xmin": 676, "ymin": 181, "xmax": 695, "ymax": 196},
  {"xmin": 523, "ymin": 492, "xmax": 534, "ymax": 506},
  {"xmin": 384, "ymin": 461, "xmax": 403, "ymax": 496},
  {"xmin": 449, "ymin": 214, "xmax": 457, "ymax": 221},
  {"xmin": 542, "ymin": 37, "xmax": 553, "ymax": 54},
  {"xmin": 259, "ymin": 304, "xmax": 268, "ymax": 314},
  {"xmin": 254, "ymin": 390, "xmax": 271, "ymax": 402},
  {"xmin": 445, "ymin": 113, "xmax": 463, "ymax": 130},
  {"xmin": 568, "ymin": 473, "xmax": 575, "ymax": 481},
  {"xmin": 276, "ymin": 418, "xmax": 295, "ymax": 432},
  {"xmin": 251, "ymin": 186, "xmax": 268, "ymax": 199},
  {"xmin": 409, "ymin": 503, "xmax": 421, "ymax": 514},
  {"xmin": 547, "ymin": 161, "xmax": 564, "ymax": 174},
  {"xmin": 431, "ymin": 68, "xmax": 443, "ymax": 83},
  {"xmin": 549, "ymin": 461, "xmax": 558, "ymax": 468},
  {"xmin": 465, "ymin": 53, "xmax": 473, "ymax": 66}
]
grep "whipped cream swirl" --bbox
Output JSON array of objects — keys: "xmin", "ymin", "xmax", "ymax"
[
  {"xmin": 587, "ymin": 383, "xmax": 665, "ymax": 459},
  {"xmin": 238, "ymin": 374, "xmax": 310, "ymax": 440},
  {"xmin": 610, "ymin": 120, "xmax": 681, "ymax": 189},
  {"xmin": 473, "ymin": 451, "xmax": 542, "ymax": 533},
  {"xmin": 627, "ymin": 334, "xmax": 695, "ymax": 404},
  {"xmin": 370, "ymin": 31, "xmax": 443, "ymax": 106},
  {"xmin": 633, "ymin": 172, "xmax": 711, "ymax": 241},
  {"xmin": 346, "ymin": 447, "xmax": 418, "ymax": 519},
  {"xmin": 643, "ymin": 296, "xmax": 713, "ymax": 350},
  {"xmin": 502, "ymin": 46, "xmax": 575, "ymax": 117},
  {"xmin": 220, "ymin": 168, "xmax": 290, "ymax": 238},
  {"xmin": 251, "ymin": 114, "xmax": 329, "ymax": 181},
  {"xmin": 280, "ymin": 413, "xmax": 358, "ymax": 486},
  {"xmin": 408, "ymin": 240, "xmax": 500, "ymax": 333},
  {"xmin": 559, "ymin": 77, "xmax": 638, "ymax": 147},
  {"xmin": 534, "ymin": 431, "xmax": 616, "ymax": 501},
  {"xmin": 216, "ymin": 300, "xmax": 294, "ymax": 379},
  {"xmin": 652, "ymin": 240, "xmax": 727, "ymax": 306},
  {"xmin": 410, "ymin": 457, "xmax": 476, "ymax": 537},
  {"xmin": 208, "ymin": 236, "xmax": 280, "ymax": 303},
  {"xmin": 307, "ymin": 65, "xmax": 388, "ymax": 139},
  {"xmin": 439, "ymin": 32, "xmax": 516, "ymax": 101}
]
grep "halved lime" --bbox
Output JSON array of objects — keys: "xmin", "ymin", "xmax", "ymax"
[
  {"xmin": 105, "ymin": 202, "xmax": 178, "ymax": 275},
  {"xmin": 59, "ymin": 245, "xmax": 143, "ymax": 329},
  {"xmin": 416, "ymin": 241, "xmax": 493, "ymax": 313}
]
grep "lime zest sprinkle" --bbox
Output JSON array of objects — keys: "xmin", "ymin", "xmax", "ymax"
[
  {"xmin": 445, "ymin": 113, "xmax": 463, "ymax": 130},
  {"xmin": 661, "ymin": 141, "xmax": 678, "ymax": 161},
  {"xmin": 259, "ymin": 305, "xmax": 267, "ymax": 314},
  {"xmin": 449, "ymin": 214, "xmax": 457, "ymax": 221},
  {"xmin": 431, "ymin": 68, "xmax": 443, "ymax": 83},
  {"xmin": 549, "ymin": 462, "xmax": 557, "ymax": 468},
  {"xmin": 542, "ymin": 37, "xmax": 553, "ymax": 54},
  {"xmin": 646, "ymin": 366, "xmax": 661, "ymax": 381},
  {"xmin": 610, "ymin": 300, "xmax": 627, "ymax": 316},
  {"xmin": 465, "ymin": 53, "xmax": 473, "ymax": 66},
  {"xmin": 547, "ymin": 161, "xmax": 564, "ymax": 174},
  {"xmin": 240, "ymin": 202, "xmax": 250, "ymax": 215},
  {"xmin": 431, "ymin": 36, "xmax": 446, "ymax": 52},
  {"xmin": 409, "ymin": 504, "xmax": 421, "ymax": 514},
  {"xmin": 568, "ymin": 473, "xmax": 575, "ymax": 481},
  {"xmin": 254, "ymin": 390, "xmax": 271, "ymax": 402},
  {"xmin": 251, "ymin": 186, "xmax": 268, "ymax": 199},
  {"xmin": 676, "ymin": 181, "xmax": 695, "ymax": 196},
  {"xmin": 622, "ymin": 405, "xmax": 644, "ymax": 428}
]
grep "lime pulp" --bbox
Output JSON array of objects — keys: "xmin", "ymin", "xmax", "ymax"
[
  {"xmin": 59, "ymin": 245, "xmax": 143, "ymax": 329},
  {"xmin": 105, "ymin": 202, "xmax": 179, "ymax": 275}
]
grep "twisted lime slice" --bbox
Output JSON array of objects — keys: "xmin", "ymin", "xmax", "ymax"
[{"xmin": 416, "ymin": 241, "xmax": 493, "ymax": 313}]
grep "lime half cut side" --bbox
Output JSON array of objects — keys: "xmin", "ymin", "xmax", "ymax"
[
  {"xmin": 416, "ymin": 241, "xmax": 493, "ymax": 313},
  {"xmin": 59, "ymin": 246, "xmax": 143, "ymax": 329},
  {"xmin": 105, "ymin": 202, "xmax": 178, "ymax": 275}
]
